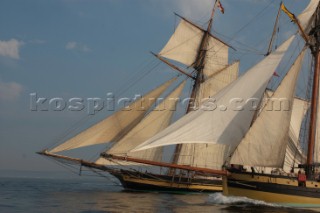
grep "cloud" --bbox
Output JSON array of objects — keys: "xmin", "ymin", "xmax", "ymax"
[
  {"xmin": 66, "ymin": 41, "xmax": 91, "ymax": 52},
  {"xmin": 0, "ymin": 79, "xmax": 23, "ymax": 102},
  {"xmin": 0, "ymin": 39, "xmax": 23, "ymax": 59}
]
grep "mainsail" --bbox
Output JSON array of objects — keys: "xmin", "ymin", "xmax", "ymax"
[
  {"xmin": 264, "ymin": 90, "xmax": 309, "ymax": 170},
  {"xmin": 230, "ymin": 49, "xmax": 306, "ymax": 167},
  {"xmin": 50, "ymin": 78, "xmax": 176, "ymax": 153},
  {"xmin": 96, "ymin": 81, "xmax": 186, "ymax": 165},
  {"xmin": 159, "ymin": 19, "xmax": 229, "ymax": 77},
  {"xmin": 284, "ymin": 97, "xmax": 309, "ymax": 170},
  {"xmin": 133, "ymin": 35, "xmax": 295, "ymax": 153}
]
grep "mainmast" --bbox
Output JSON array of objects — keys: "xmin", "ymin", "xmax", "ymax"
[
  {"xmin": 171, "ymin": 1, "xmax": 218, "ymax": 165},
  {"xmin": 307, "ymin": 6, "xmax": 320, "ymax": 178}
]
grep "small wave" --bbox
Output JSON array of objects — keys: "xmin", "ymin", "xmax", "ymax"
[{"xmin": 207, "ymin": 193, "xmax": 280, "ymax": 207}]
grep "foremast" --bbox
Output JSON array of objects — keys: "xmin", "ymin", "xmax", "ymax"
[
  {"xmin": 104, "ymin": 1, "xmax": 230, "ymax": 175},
  {"xmin": 171, "ymin": 0, "xmax": 219, "ymax": 165}
]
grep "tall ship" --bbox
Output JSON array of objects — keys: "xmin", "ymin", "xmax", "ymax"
[
  {"xmin": 38, "ymin": 0, "xmax": 320, "ymax": 204},
  {"xmin": 134, "ymin": 0, "xmax": 320, "ymax": 206},
  {"xmin": 39, "ymin": 0, "xmax": 237, "ymax": 192}
]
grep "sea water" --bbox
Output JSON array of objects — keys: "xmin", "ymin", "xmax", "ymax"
[{"xmin": 0, "ymin": 174, "xmax": 319, "ymax": 213}]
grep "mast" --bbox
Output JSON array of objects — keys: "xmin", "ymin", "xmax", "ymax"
[
  {"xmin": 307, "ymin": 10, "xmax": 320, "ymax": 177},
  {"xmin": 265, "ymin": 3, "xmax": 282, "ymax": 56},
  {"xmin": 170, "ymin": 0, "xmax": 218, "ymax": 165}
]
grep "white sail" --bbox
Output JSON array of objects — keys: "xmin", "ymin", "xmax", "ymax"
[
  {"xmin": 265, "ymin": 91, "xmax": 309, "ymax": 170},
  {"xmin": 133, "ymin": 36, "xmax": 295, "ymax": 153},
  {"xmin": 203, "ymin": 36, "xmax": 229, "ymax": 77},
  {"xmin": 106, "ymin": 81, "xmax": 186, "ymax": 159},
  {"xmin": 159, "ymin": 19, "xmax": 228, "ymax": 76},
  {"xmin": 50, "ymin": 78, "xmax": 176, "ymax": 153},
  {"xmin": 289, "ymin": 98, "xmax": 309, "ymax": 140},
  {"xmin": 230, "ymin": 49, "xmax": 306, "ymax": 168},
  {"xmin": 297, "ymin": 0, "xmax": 319, "ymax": 33},
  {"xmin": 283, "ymin": 136, "xmax": 306, "ymax": 171},
  {"xmin": 284, "ymin": 98, "xmax": 309, "ymax": 169},
  {"xmin": 196, "ymin": 61, "xmax": 239, "ymax": 106},
  {"xmin": 176, "ymin": 62, "xmax": 239, "ymax": 169},
  {"xmin": 265, "ymin": 91, "xmax": 309, "ymax": 140}
]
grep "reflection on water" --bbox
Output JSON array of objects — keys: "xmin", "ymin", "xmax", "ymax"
[{"xmin": 0, "ymin": 177, "xmax": 319, "ymax": 213}]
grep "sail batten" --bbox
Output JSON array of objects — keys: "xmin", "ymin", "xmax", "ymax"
[
  {"xmin": 230, "ymin": 49, "xmax": 306, "ymax": 167},
  {"xmin": 133, "ymin": 36, "xmax": 295, "ymax": 153},
  {"xmin": 50, "ymin": 78, "xmax": 177, "ymax": 153}
]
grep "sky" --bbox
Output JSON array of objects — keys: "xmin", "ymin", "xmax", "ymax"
[{"xmin": 0, "ymin": 0, "xmax": 310, "ymax": 175}]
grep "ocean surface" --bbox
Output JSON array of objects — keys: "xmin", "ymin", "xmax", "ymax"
[{"xmin": 1, "ymin": 173, "xmax": 320, "ymax": 213}]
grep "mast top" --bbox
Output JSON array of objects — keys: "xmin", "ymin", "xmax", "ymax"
[{"xmin": 207, "ymin": 0, "xmax": 218, "ymax": 33}]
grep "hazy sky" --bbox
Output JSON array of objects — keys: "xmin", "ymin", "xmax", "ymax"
[{"xmin": 0, "ymin": 0, "xmax": 309, "ymax": 174}]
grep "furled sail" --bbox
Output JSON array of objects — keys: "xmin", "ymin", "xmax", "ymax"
[
  {"xmin": 176, "ymin": 61, "xmax": 239, "ymax": 169},
  {"xmin": 230, "ymin": 49, "xmax": 306, "ymax": 168},
  {"xmin": 159, "ymin": 19, "xmax": 228, "ymax": 77},
  {"xmin": 133, "ymin": 36, "xmax": 295, "ymax": 153},
  {"xmin": 50, "ymin": 78, "xmax": 176, "ymax": 153},
  {"xmin": 297, "ymin": 0, "xmax": 319, "ymax": 33}
]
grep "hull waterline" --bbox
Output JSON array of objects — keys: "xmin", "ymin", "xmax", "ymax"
[
  {"xmin": 223, "ymin": 172, "xmax": 320, "ymax": 207},
  {"xmin": 111, "ymin": 170, "xmax": 222, "ymax": 193}
]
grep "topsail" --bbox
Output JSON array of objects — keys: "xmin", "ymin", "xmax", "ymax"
[{"xmin": 160, "ymin": 19, "xmax": 229, "ymax": 77}]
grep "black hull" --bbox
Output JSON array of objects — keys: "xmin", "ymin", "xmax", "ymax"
[{"xmin": 110, "ymin": 170, "xmax": 222, "ymax": 193}]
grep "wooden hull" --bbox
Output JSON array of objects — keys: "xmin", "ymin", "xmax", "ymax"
[
  {"xmin": 223, "ymin": 172, "xmax": 320, "ymax": 207},
  {"xmin": 111, "ymin": 170, "xmax": 222, "ymax": 193}
]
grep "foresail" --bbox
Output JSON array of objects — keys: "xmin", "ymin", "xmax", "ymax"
[
  {"xmin": 230, "ymin": 49, "xmax": 306, "ymax": 168},
  {"xmin": 105, "ymin": 81, "xmax": 186, "ymax": 161},
  {"xmin": 297, "ymin": 0, "xmax": 319, "ymax": 33},
  {"xmin": 159, "ymin": 19, "xmax": 228, "ymax": 74},
  {"xmin": 50, "ymin": 78, "xmax": 176, "ymax": 153},
  {"xmin": 176, "ymin": 62, "xmax": 239, "ymax": 169},
  {"xmin": 133, "ymin": 36, "xmax": 295, "ymax": 152}
]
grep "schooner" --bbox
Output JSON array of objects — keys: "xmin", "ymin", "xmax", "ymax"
[
  {"xmin": 39, "ymin": 0, "xmax": 238, "ymax": 192},
  {"xmin": 135, "ymin": 0, "xmax": 320, "ymax": 206}
]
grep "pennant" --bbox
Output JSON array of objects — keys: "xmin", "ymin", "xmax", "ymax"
[
  {"xmin": 273, "ymin": 71, "xmax": 280, "ymax": 77},
  {"xmin": 281, "ymin": 3, "xmax": 296, "ymax": 22},
  {"xmin": 217, "ymin": 0, "xmax": 225, "ymax": 14}
]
